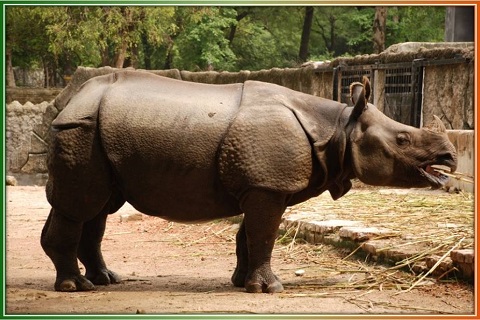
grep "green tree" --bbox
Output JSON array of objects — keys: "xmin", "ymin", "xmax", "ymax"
[
  {"xmin": 386, "ymin": 6, "xmax": 445, "ymax": 46},
  {"xmin": 6, "ymin": 7, "xmax": 55, "ymax": 86},
  {"xmin": 42, "ymin": 7, "xmax": 175, "ymax": 69},
  {"xmin": 170, "ymin": 7, "xmax": 237, "ymax": 71},
  {"xmin": 230, "ymin": 7, "xmax": 304, "ymax": 69},
  {"xmin": 309, "ymin": 7, "xmax": 375, "ymax": 59},
  {"xmin": 6, "ymin": 5, "xmax": 448, "ymax": 86}
]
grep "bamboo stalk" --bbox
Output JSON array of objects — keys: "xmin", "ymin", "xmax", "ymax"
[{"xmin": 433, "ymin": 168, "xmax": 474, "ymax": 183}]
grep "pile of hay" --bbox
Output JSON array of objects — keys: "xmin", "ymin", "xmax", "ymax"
[{"xmin": 281, "ymin": 186, "xmax": 474, "ymax": 291}]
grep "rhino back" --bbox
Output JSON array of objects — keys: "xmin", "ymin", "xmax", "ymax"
[{"xmin": 99, "ymin": 71, "xmax": 243, "ymax": 221}]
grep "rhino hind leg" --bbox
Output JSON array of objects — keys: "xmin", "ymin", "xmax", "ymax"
[
  {"xmin": 238, "ymin": 189, "xmax": 287, "ymax": 293},
  {"xmin": 78, "ymin": 191, "xmax": 125, "ymax": 286},
  {"xmin": 41, "ymin": 209, "xmax": 95, "ymax": 291},
  {"xmin": 43, "ymin": 121, "xmax": 121, "ymax": 291},
  {"xmin": 42, "ymin": 191, "xmax": 125, "ymax": 292}
]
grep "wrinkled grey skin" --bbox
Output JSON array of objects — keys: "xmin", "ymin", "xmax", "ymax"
[{"xmin": 41, "ymin": 71, "xmax": 457, "ymax": 294}]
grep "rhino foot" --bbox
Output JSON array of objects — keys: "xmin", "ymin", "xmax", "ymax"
[
  {"xmin": 55, "ymin": 275, "xmax": 95, "ymax": 292},
  {"xmin": 86, "ymin": 269, "xmax": 122, "ymax": 285}
]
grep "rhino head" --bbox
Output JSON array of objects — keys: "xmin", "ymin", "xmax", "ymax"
[{"xmin": 348, "ymin": 77, "xmax": 457, "ymax": 189}]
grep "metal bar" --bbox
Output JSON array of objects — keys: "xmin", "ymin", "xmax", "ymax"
[{"xmin": 332, "ymin": 67, "xmax": 339, "ymax": 101}]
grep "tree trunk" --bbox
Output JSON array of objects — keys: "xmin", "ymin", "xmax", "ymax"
[
  {"xmin": 100, "ymin": 40, "xmax": 111, "ymax": 67},
  {"xmin": 228, "ymin": 10, "xmax": 249, "ymax": 43},
  {"xmin": 115, "ymin": 41, "xmax": 128, "ymax": 68},
  {"xmin": 391, "ymin": 6, "xmax": 399, "ymax": 23},
  {"xmin": 43, "ymin": 60, "xmax": 49, "ymax": 88},
  {"xmin": 124, "ymin": 44, "xmax": 139, "ymax": 68},
  {"xmin": 6, "ymin": 48, "xmax": 16, "ymax": 88},
  {"xmin": 328, "ymin": 15, "xmax": 336, "ymax": 53},
  {"xmin": 164, "ymin": 44, "xmax": 173, "ymax": 70},
  {"xmin": 299, "ymin": 6, "xmax": 314, "ymax": 62},
  {"xmin": 142, "ymin": 32, "xmax": 152, "ymax": 70},
  {"xmin": 373, "ymin": 6, "xmax": 388, "ymax": 54}
]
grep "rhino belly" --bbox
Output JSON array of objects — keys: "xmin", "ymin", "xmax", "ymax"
[
  {"xmin": 98, "ymin": 74, "xmax": 243, "ymax": 222},
  {"xmin": 114, "ymin": 163, "xmax": 241, "ymax": 223}
]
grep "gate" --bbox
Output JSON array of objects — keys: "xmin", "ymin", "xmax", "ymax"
[
  {"xmin": 333, "ymin": 61, "xmax": 423, "ymax": 127},
  {"xmin": 332, "ymin": 57, "xmax": 469, "ymax": 128},
  {"xmin": 376, "ymin": 60, "xmax": 424, "ymax": 128}
]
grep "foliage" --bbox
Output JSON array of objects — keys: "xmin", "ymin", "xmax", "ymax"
[
  {"xmin": 5, "ymin": 6, "xmax": 447, "ymax": 85},
  {"xmin": 310, "ymin": 7, "xmax": 375, "ymax": 57},
  {"xmin": 7, "ymin": 7, "xmax": 51, "ymax": 69},
  {"xmin": 386, "ymin": 6, "xmax": 446, "ymax": 46},
  {"xmin": 171, "ymin": 7, "xmax": 237, "ymax": 71}
]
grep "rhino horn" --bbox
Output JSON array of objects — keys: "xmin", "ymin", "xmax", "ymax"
[{"xmin": 424, "ymin": 115, "xmax": 447, "ymax": 133}]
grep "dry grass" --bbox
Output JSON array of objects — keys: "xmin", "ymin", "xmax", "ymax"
[
  {"xmin": 281, "ymin": 186, "xmax": 475, "ymax": 292},
  {"xmin": 288, "ymin": 186, "xmax": 474, "ymax": 253}
]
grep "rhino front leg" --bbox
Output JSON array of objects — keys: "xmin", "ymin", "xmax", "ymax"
[
  {"xmin": 77, "ymin": 211, "xmax": 121, "ymax": 286},
  {"xmin": 41, "ymin": 209, "xmax": 94, "ymax": 292},
  {"xmin": 239, "ymin": 189, "xmax": 287, "ymax": 293}
]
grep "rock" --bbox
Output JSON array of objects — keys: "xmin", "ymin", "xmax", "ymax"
[
  {"xmin": 33, "ymin": 102, "xmax": 58, "ymax": 139},
  {"xmin": 6, "ymin": 175, "xmax": 17, "ymax": 186},
  {"xmin": 120, "ymin": 212, "xmax": 143, "ymax": 222},
  {"xmin": 295, "ymin": 269, "xmax": 305, "ymax": 276},
  {"xmin": 30, "ymin": 132, "xmax": 48, "ymax": 154},
  {"xmin": 425, "ymin": 255, "xmax": 454, "ymax": 275},
  {"xmin": 309, "ymin": 219, "xmax": 363, "ymax": 234},
  {"xmin": 338, "ymin": 226, "xmax": 393, "ymax": 242},
  {"xmin": 450, "ymin": 250, "xmax": 474, "ymax": 280},
  {"xmin": 21, "ymin": 153, "xmax": 48, "ymax": 174},
  {"xmin": 451, "ymin": 249, "xmax": 474, "ymax": 263}
]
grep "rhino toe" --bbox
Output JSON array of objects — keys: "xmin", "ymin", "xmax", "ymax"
[
  {"xmin": 87, "ymin": 269, "xmax": 122, "ymax": 285},
  {"xmin": 245, "ymin": 273, "xmax": 284, "ymax": 293},
  {"xmin": 245, "ymin": 280, "xmax": 284, "ymax": 293},
  {"xmin": 55, "ymin": 275, "xmax": 95, "ymax": 292}
]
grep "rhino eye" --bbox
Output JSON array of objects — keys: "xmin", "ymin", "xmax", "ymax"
[{"xmin": 396, "ymin": 133, "xmax": 411, "ymax": 146}]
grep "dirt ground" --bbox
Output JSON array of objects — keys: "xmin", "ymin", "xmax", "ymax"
[{"xmin": 5, "ymin": 186, "xmax": 475, "ymax": 315}]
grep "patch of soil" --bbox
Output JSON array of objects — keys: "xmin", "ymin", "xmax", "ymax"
[{"xmin": 5, "ymin": 186, "xmax": 474, "ymax": 315}]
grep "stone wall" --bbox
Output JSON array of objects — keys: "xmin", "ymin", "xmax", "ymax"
[
  {"xmin": 13, "ymin": 67, "xmax": 44, "ymax": 87},
  {"xmin": 6, "ymin": 101, "xmax": 51, "ymax": 185},
  {"xmin": 423, "ymin": 62, "xmax": 475, "ymax": 129},
  {"xmin": 446, "ymin": 130, "xmax": 475, "ymax": 193},
  {"xmin": 6, "ymin": 87, "xmax": 63, "ymax": 104}
]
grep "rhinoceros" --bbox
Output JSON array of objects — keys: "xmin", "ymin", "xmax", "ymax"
[{"xmin": 41, "ymin": 71, "xmax": 457, "ymax": 293}]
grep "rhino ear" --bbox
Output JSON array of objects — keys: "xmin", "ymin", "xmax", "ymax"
[
  {"xmin": 349, "ymin": 82, "xmax": 366, "ymax": 120},
  {"xmin": 362, "ymin": 76, "xmax": 371, "ymax": 101}
]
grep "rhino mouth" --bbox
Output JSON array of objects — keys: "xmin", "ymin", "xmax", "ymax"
[{"xmin": 418, "ymin": 163, "xmax": 455, "ymax": 189}]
